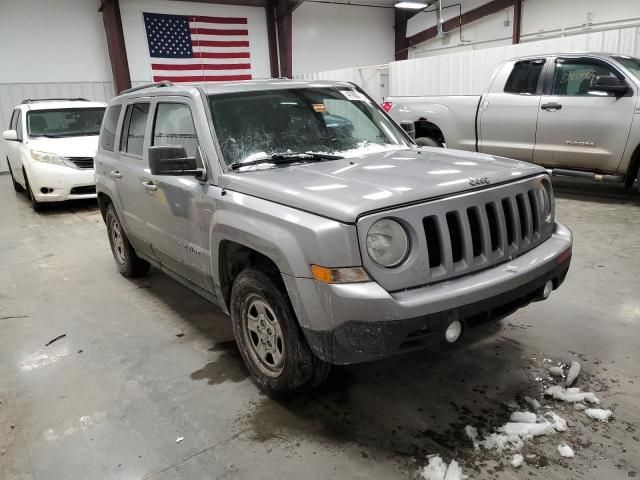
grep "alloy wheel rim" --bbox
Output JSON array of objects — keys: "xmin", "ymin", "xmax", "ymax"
[
  {"xmin": 242, "ymin": 294, "xmax": 285, "ymax": 378},
  {"xmin": 111, "ymin": 219, "xmax": 126, "ymax": 264}
]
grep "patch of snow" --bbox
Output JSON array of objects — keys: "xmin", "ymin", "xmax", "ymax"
[
  {"xmin": 420, "ymin": 455, "xmax": 448, "ymax": 480},
  {"xmin": 509, "ymin": 411, "xmax": 537, "ymax": 423},
  {"xmin": 524, "ymin": 396, "xmax": 541, "ymax": 411},
  {"xmin": 585, "ymin": 408, "xmax": 613, "ymax": 422},
  {"xmin": 464, "ymin": 425, "xmax": 479, "ymax": 449},
  {"xmin": 565, "ymin": 362, "xmax": 581, "ymax": 387},
  {"xmin": 500, "ymin": 421, "xmax": 555, "ymax": 437},
  {"xmin": 545, "ymin": 411, "xmax": 568, "ymax": 432},
  {"xmin": 175, "ymin": 436, "xmax": 184, "ymax": 443},
  {"xmin": 511, "ymin": 454, "xmax": 524, "ymax": 468},
  {"xmin": 549, "ymin": 366, "xmax": 564, "ymax": 377},
  {"xmin": 574, "ymin": 403, "xmax": 587, "ymax": 411},
  {"xmin": 444, "ymin": 460, "xmax": 463, "ymax": 480},
  {"xmin": 544, "ymin": 386, "xmax": 600, "ymax": 404},
  {"xmin": 558, "ymin": 443, "xmax": 575, "ymax": 457},
  {"xmin": 479, "ymin": 432, "xmax": 524, "ymax": 452}
]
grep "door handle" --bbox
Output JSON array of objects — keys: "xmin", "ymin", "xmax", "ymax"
[
  {"xmin": 142, "ymin": 181, "xmax": 158, "ymax": 192},
  {"xmin": 541, "ymin": 102, "xmax": 563, "ymax": 111},
  {"xmin": 110, "ymin": 170, "xmax": 123, "ymax": 179}
]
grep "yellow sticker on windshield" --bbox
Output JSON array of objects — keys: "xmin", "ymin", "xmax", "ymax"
[{"xmin": 312, "ymin": 103, "xmax": 327, "ymax": 112}]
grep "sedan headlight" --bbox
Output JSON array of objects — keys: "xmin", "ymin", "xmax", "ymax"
[
  {"xmin": 30, "ymin": 150, "xmax": 64, "ymax": 166},
  {"xmin": 539, "ymin": 180, "xmax": 554, "ymax": 224},
  {"xmin": 366, "ymin": 218, "xmax": 409, "ymax": 267}
]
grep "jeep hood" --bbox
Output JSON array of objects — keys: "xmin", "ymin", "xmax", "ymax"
[
  {"xmin": 220, "ymin": 147, "xmax": 545, "ymax": 223},
  {"xmin": 26, "ymin": 135, "xmax": 99, "ymax": 158}
]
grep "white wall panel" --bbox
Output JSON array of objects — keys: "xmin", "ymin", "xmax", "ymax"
[
  {"xmin": 292, "ymin": 3, "xmax": 394, "ymax": 77},
  {"xmin": 296, "ymin": 65, "xmax": 388, "ymax": 103}
]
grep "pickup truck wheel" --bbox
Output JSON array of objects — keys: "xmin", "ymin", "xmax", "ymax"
[
  {"xmin": 416, "ymin": 136, "xmax": 443, "ymax": 148},
  {"xmin": 231, "ymin": 268, "xmax": 330, "ymax": 397},
  {"xmin": 105, "ymin": 204, "xmax": 150, "ymax": 278},
  {"xmin": 7, "ymin": 162, "xmax": 24, "ymax": 192}
]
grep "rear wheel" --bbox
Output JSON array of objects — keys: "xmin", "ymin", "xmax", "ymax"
[
  {"xmin": 416, "ymin": 136, "xmax": 443, "ymax": 148},
  {"xmin": 7, "ymin": 161, "xmax": 24, "ymax": 192},
  {"xmin": 230, "ymin": 267, "xmax": 330, "ymax": 397},
  {"xmin": 23, "ymin": 169, "xmax": 44, "ymax": 212},
  {"xmin": 105, "ymin": 204, "xmax": 150, "ymax": 278}
]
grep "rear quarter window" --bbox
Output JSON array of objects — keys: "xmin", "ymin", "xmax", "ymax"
[{"xmin": 100, "ymin": 105, "xmax": 122, "ymax": 152}]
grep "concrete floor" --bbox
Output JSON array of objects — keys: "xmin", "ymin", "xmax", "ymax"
[{"xmin": 0, "ymin": 174, "xmax": 639, "ymax": 480}]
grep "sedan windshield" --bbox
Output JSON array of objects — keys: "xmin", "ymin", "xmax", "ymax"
[
  {"xmin": 613, "ymin": 55, "xmax": 640, "ymax": 80},
  {"xmin": 27, "ymin": 108, "xmax": 105, "ymax": 138},
  {"xmin": 208, "ymin": 87, "xmax": 411, "ymax": 168}
]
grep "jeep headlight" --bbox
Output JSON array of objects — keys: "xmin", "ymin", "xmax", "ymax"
[
  {"xmin": 366, "ymin": 218, "xmax": 409, "ymax": 267},
  {"xmin": 539, "ymin": 180, "xmax": 554, "ymax": 224},
  {"xmin": 30, "ymin": 150, "xmax": 64, "ymax": 166}
]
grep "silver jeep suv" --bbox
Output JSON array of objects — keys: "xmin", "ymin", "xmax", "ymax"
[{"xmin": 95, "ymin": 80, "xmax": 573, "ymax": 396}]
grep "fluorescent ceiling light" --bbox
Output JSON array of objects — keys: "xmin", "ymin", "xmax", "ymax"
[{"xmin": 394, "ymin": 1, "xmax": 428, "ymax": 9}]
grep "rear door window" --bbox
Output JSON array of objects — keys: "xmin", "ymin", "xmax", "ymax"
[
  {"xmin": 120, "ymin": 103, "xmax": 150, "ymax": 157},
  {"xmin": 504, "ymin": 60, "xmax": 545, "ymax": 95}
]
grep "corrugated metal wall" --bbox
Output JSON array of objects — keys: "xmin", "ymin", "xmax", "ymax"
[
  {"xmin": 0, "ymin": 82, "xmax": 115, "ymax": 172},
  {"xmin": 390, "ymin": 26, "xmax": 640, "ymax": 96},
  {"xmin": 296, "ymin": 26, "xmax": 640, "ymax": 100}
]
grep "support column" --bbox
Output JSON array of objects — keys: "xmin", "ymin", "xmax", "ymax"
[
  {"xmin": 276, "ymin": 0, "xmax": 293, "ymax": 78},
  {"xmin": 395, "ymin": 10, "xmax": 410, "ymax": 61},
  {"xmin": 512, "ymin": 0, "xmax": 522, "ymax": 44},
  {"xmin": 99, "ymin": 0, "xmax": 131, "ymax": 93},
  {"xmin": 266, "ymin": 1, "xmax": 280, "ymax": 77}
]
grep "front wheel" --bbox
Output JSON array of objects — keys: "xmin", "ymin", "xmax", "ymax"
[
  {"xmin": 416, "ymin": 136, "xmax": 443, "ymax": 148},
  {"xmin": 23, "ymin": 169, "xmax": 44, "ymax": 212},
  {"xmin": 7, "ymin": 161, "xmax": 24, "ymax": 192},
  {"xmin": 105, "ymin": 204, "xmax": 150, "ymax": 278},
  {"xmin": 230, "ymin": 268, "xmax": 330, "ymax": 397}
]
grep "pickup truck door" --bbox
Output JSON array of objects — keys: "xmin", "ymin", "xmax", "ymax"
[
  {"xmin": 478, "ymin": 58, "xmax": 546, "ymax": 161},
  {"xmin": 533, "ymin": 56, "xmax": 635, "ymax": 173},
  {"xmin": 141, "ymin": 98, "xmax": 214, "ymax": 292},
  {"xmin": 112, "ymin": 101, "xmax": 153, "ymax": 256}
]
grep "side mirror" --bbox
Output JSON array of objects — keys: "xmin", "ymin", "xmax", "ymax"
[
  {"xmin": 2, "ymin": 130, "xmax": 18, "ymax": 141},
  {"xmin": 590, "ymin": 75, "xmax": 629, "ymax": 95},
  {"xmin": 148, "ymin": 146, "xmax": 202, "ymax": 176},
  {"xmin": 400, "ymin": 120, "xmax": 416, "ymax": 139}
]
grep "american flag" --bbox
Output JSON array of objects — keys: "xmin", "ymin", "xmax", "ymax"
[{"xmin": 143, "ymin": 12, "xmax": 252, "ymax": 83}]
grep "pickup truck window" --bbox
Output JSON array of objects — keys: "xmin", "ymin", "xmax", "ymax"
[
  {"xmin": 152, "ymin": 103, "xmax": 199, "ymax": 158},
  {"xmin": 100, "ymin": 105, "xmax": 122, "ymax": 152},
  {"xmin": 613, "ymin": 55, "xmax": 640, "ymax": 80},
  {"xmin": 552, "ymin": 59, "xmax": 618, "ymax": 96},
  {"xmin": 504, "ymin": 60, "xmax": 544, "ymax": 95},
  {"xmin": 208, "ymin": 87, "xmax": 410, "ymax": 167},
  {"xmin": 120, "ymin": 103, "xmax": 150, "ymax": 157}
]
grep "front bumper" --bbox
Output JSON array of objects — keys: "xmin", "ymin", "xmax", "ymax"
[
  {"xmin": 27, "ymin": 161, "xmax": 96, "ymax": 202},
  {"xmin": 283, "ymin": 221, "xmax": 572, "ymax": 365}
]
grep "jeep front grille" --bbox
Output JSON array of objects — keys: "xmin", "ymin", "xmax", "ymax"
[
  {"xmin": 421, "ymin": 189, "xmax": 544, "ymax": 281},
  {"xmin": 357, "ymin": 175, "xmax": 554, "ymax": 292}
]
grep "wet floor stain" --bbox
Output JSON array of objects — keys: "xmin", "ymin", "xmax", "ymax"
[{"xmin": 191, "ymin": 341, "xmax": 248, "ymax": 385}]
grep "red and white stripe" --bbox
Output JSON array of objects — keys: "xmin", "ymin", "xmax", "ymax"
[{"xmin": 152, "ymin": 15, "xmax": 252, "ymax": 83}]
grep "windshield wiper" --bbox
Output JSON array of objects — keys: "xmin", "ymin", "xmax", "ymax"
[{"xmin": 229, "ymin": 152, "xmax": 344, "ymax": 171}]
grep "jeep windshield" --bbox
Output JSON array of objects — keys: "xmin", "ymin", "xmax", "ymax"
[
  {"xmin": 208, "ymin": 87, "xmax": 412, "ymax": 169},
  {"xmin": 27, "ymin": 108, "xmax": 106, "ymax": 138}
]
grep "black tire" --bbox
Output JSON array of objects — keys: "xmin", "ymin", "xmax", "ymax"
[
  {"xmin": 416, "ymin": 136, "xmax": 443, "ymax": 148},
  {"xmin": 105, "ymin": 204, "xmax": 150, "ymax": 278},
  {"xmin": 230, "ymin": 267, "xmax": 330, "ymax": 397},
  {"xmin": 23, "ymin": 169, "xmax": 44, "ymax": 212},
  {"xmin": 7, "ymin": 161, "xmax": 24, "ymax": 192}
]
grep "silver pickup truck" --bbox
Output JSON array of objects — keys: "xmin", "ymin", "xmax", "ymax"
[
  {"xmin": 95, "ymin": 79, "xmax": 572, "ymax": 396},
  {"xmin": 387, "ymin": 53, "xmax": 640, "ymax": 189}
]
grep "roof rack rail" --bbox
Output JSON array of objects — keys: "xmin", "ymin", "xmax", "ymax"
[
  {"xmin": 119, "ymin": 81, "xmax": 174, "ymax": 95},
  {"xmin": 21, "ymin": 97, "xmax": 90, "ymax": 104}
]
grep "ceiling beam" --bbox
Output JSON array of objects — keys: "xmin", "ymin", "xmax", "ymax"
[{"xmin": 407, "ymin": 0, "xmax": 516, "ymax": 47}]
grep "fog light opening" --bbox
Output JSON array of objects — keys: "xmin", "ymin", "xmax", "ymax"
[
  {"xmin": 542, "ymin": 279, "xmax": 553, "ymax": 299},
  {"xmin": 445, "ymin": 320, "xmax": 462, "ymax": 343},
  {"xmin": 40, "ymin": 187, "xmax": 53, "ymax": 194}
]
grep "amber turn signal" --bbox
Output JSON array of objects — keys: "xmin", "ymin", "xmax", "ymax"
[{"xmin": 310, "ymin": 265, "xmax": 370, "ymax": 284}]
